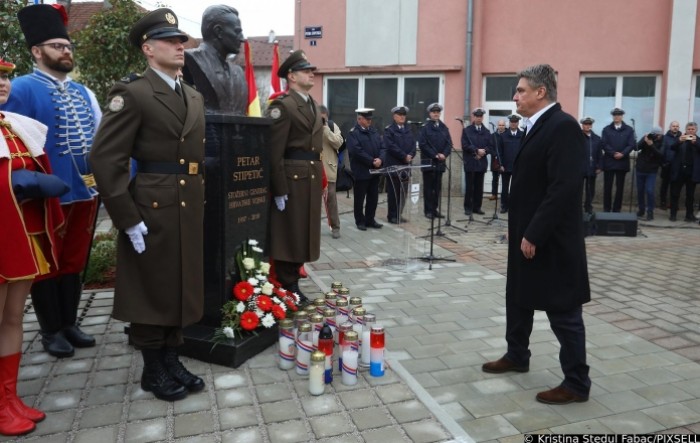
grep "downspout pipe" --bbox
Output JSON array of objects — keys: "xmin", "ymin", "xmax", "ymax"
[{"xmin": 464, "ymin": 0, "xmax": 474, "ymax": 120}]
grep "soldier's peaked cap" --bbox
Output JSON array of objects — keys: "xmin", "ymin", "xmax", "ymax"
[
  {"xmin": 277, "ymin": 50, "xmax": 317, "ymax": 78},
  {"xmin": 129, "ymin": 8, "xmax": 188, "ymax": 48}
]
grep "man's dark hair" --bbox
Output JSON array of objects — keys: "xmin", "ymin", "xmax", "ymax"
[{"xmin": 517, "ymin": 64, "xmax": 558, "ymax": 102}]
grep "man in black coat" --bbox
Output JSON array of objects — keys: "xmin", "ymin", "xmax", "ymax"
[
  {"xmin": 461, "ymin": 107, "xmax": 492, "ymax": 216},
  {"xmin": 498, "ymin": 114, "xmax": 524, "ymax": 213},
  {"xmin": 482, "ymin": 64, "xmax": 592, "ymax": 405},
  {"xmin": 418, "ymin": 103, "xmax": 452, "ymax": 219},
  {"xmin": 600, "ymin": 108, "xmax": 635, "ymax": 212}
]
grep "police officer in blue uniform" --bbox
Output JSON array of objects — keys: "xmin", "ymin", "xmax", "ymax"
[
  {"xmin": 499, "ymin": 114, "xmax": 524, "ymax": 213},
  {"xmin": 461, "ymin": 107, "xmax": 493, "ymax": 216},
  {"xmin": 383, "ymin": 105, "xmax": 416, "ymax": 224},
  {"xmin": 419, "ymin": 103, "xmax": 452, "ymax": 219},
  {"xmin": 347, "ymin": 108, "xmax": 384, "ymax": 230}
]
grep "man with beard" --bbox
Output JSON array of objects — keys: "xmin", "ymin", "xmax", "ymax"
[{"xmin": 1, "ymin": 4, "xmax": 101, "ymax": 358}]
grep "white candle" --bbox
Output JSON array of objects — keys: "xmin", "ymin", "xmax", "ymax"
[
  {"xmin": 360, "ymin": 330, "xmax": 371, "ymax": 367},
  {"xmin": 278, "ymin": 336, "xmax": 296, "ymax": 370},
  {"xmin": 341, "ymin": 350, "xmax": 358, "ymax": 385},
  {"xmin": 295, "ymin": 339, "xmax": 313, "ymax": 376},
  {"xmin": 312, "ymin": 330, "xmax": 320, "ymax": 349},
  {"xmin": 309, "ymin": 363, "xmax": 325, "ymax": 395}
]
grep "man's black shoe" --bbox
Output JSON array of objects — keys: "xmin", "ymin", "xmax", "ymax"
[
  {"xmin": 670, "ymin": 214, "xmax": 677, "ymax": 221},
  {"xmin": 40, "ymin": 331, "xmax": 74, "ymax": 358},
  {"xmin": 367, "ymin": 221, "xmax": 383, "ymax": 229},
  {"xmin": 424, "ymin": 213, "xmax": 435, "ymax": 219},
  {"xmin": 474, "ymin": 209, "xmax": 485, "ymax": 215},
  {"xmin": 684, "ymin": 216, "xmax": 697, "ymax": 222},
  {"xmin": 500, "ymin": 208, "xmax": 508, "ymax": 214},
  {"xmin": 163, "ymin": 348, "xmax": 205, "ymax": 392},
  {"xmin": 637, "ymin": 209, "xmax": 645, "ymax": 217},
  {"xmin": 141, "ymin": 350, "xmax": 188, "ymax": 402},
  {"xmin": 356, "ymin": 223, "xmax": 367, "ymax": 231},
  {"xmin": 388, "ymin": 217, "xmax": 398, "ymax": 224},
  {"xmin": 433, "ymin": 212, "xmax": 444, "ymax": 218},
  {"xmin": 400, "ymin": 217, "xmax": 409, "ymax": 223},
  {"xmin": 63, "ymin": 325, "xmax": 96, "ymax": 348},
  {"xmin": 464, "ymin": 210, "xmax": 472, "ymax": 216}
]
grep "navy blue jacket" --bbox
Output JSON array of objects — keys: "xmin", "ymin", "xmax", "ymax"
[
  {"xmin": 582, "ymin": 131, "xmax": 603, "ymax": 176},
  {"xmin": 662, "ymin": 130, "xmax": 681, "ymax": 166},
  {"xmin": 461, "ymin": 125, "xmax": 492, "ymax": 172},
  {"xmin": 600, "ymin": 121, "xmax": 635, "ymax": 171},
  {"xmin": 347, "ymin": 123, "xmax": 384, "ymax": 180},
  {"xmin": 669, "ymin": 138, "xmax": 700, "ymax": 182},
  {"xmin": 499, "ymin": 129, "xmax": 524, "ymax": 172},
  {"xmin": 383, "ymin": 123, "xmax": 416, "ymax": 167},
  {"xmin": 418, "ymin": 120, "xmax": 452, "ymax": 172}
]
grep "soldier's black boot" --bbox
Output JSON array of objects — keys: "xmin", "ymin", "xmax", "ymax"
[
  {"xmin": 59, "ymin": 274, "xmax": 95, "ymax": 348},
  {"xmin": 163, "ymin": 348, "xmax": 205, "ymax": 392},
  {"xmin": 140, "ymin": 349, "xmax": 188, "ymax": 401},
  {"xmin": 31, "ymin": 279, "xmax": 74, "ymax": 358}
]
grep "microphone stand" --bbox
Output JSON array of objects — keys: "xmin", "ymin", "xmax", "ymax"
[{"xmin": 443, "ymin": 143, "xmax": 468, "ymax": 234}]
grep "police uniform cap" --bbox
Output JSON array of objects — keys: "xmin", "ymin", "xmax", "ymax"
[
  {"xmin": 129, "ymin": 8, "xmax": 188, "ymax": 48},
  {"xmin": 391, "ymin": 106, "xmax": 409, "ymax": 115},
  {"xmin": 508, "ymin": 114, "xmax": 522, "ymax": 122},
  {"xmin": 610, "ymin": 107, "xmax": 625, "ymax": 115},
  {"xmin": 277, "ymin": 50, "xmax": 317, "ymax": 78},
  {"xmin": 0, "ymin": 58, "xmax": 15, "ymax": 73},
  {"xmin": 580, "ymin": 116, "xmax": 595, "ymax": 124},
  {"xmin": 426, "ymin": 103, "xmax": 443, "ymax": 112},
  {"xmin": 472, "ymin": 107, "xmax": 486, "ymax": 116},
  {"xmin": 355, "ymin": 108, "xmax": 374, "ymax": 119},
  {"xmin": 18, "ymin": 4, "xmax": 70, "ymax": 49}
]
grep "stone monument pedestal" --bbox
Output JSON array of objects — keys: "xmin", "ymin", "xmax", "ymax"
[{"xmin": 179, "ymin": 113, "xmax": 275, "ymax": 367}]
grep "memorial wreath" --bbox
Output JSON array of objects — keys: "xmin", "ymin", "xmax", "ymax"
[{"xmin": 213, "ymin": 239, "xmax": 301, "ymax": 343}]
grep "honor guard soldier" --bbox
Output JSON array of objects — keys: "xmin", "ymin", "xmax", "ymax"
[
  {"xmin": 461, "ymin": 107, "xmax": 493, "ymax": 216},
  {"xmin": 265, "ymin": 50, "xmax": 323, "ymax": 302},
  {"xmin": 90, "ymin": 8, "xmax": 207, "ymax": 402},
  {"xmin": 1, "ymin": 4, "xmax": 101, "ymax": 358}
]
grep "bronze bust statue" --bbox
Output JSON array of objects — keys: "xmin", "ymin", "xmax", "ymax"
[{"xmin": 183, "ymin": 5, "xmax": 247, "ymax": 114}]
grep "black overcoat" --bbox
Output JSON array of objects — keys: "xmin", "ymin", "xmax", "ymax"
[{"xmin": 506, "ymin": 103, "xmax": 591, "ymax": 312}]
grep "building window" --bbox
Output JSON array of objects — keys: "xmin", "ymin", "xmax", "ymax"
[
  {"xmin": 485, "ymin": 76, "xmax": 518, "ymax": 102},
  {"xmin": 581, "ymin": 75, "xmax": 659, "ymax": 136},
  {"xmin": 325, "ymin": 75, "xmax": 441, "ymax": 135}
]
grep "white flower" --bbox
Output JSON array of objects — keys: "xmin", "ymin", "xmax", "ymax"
[
  {"xmin": 261, "ymin": 282, "xmax": 274, "ymax": 296},
  {"xmin": 261, "ymin": 313, "xmax": 275, "ymax": 328},
  {"xmin": 259, "ymin": 262, "xmax": 271, "ymax": 274},
  {"xmin": 223, "ymin": 327, "xmax": 234, "ymax": 338},
  {"xmin": 255, "ymin": 308, "xmax": 264, "ymax": 318},
  {"xmin": 252, "ymin": 246, "xmax": 263, "ymax": 253},
  {"xmin": 247, "ymin": 277, "xmax": 259, "ymax": 286},
  {"xmin": 242, "ymin": 257, "xmax": 255, "ymax": 270},
  {"xmin": 236, "ymin": 302, "xmax": 246, "ymax": 313},
  {"xmin": 254, "ymin": 287, "xmax": 261, "ymax": 294},
  {"xmin": 248, "ymin": 239, "xmax": 259, "ymax": 246},
  {"xmin": 255, "ymin": 274, "xmax": 266, "ymax": 281}
]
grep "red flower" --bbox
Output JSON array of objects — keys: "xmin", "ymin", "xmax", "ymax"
[
  {"xmin": 240, "ymin": 311, "xmax": 259, "ymax": 331},
  {"xmin": 271, "ymin": 304, "xmax": 286, "ymax": 320},
  {"xmin": 257, "ymin": 295, "xmax": 273, "ymax": 312},
  {"xmin": 284, "ymin": 298, "xmax": 298, "ymax": 312},
  {"xmin": 233, "ymin": 281, "xmax": 254, "ymax": 301}
]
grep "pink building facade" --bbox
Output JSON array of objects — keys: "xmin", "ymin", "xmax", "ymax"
[{"xmin": 294, "ymin": 0, "xmax": 700, "ymax": 145}]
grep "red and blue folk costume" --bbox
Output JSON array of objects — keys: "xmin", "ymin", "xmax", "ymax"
[{"xmin": 0, "ymin": 111, "xmax": 64, "ymax": 283}]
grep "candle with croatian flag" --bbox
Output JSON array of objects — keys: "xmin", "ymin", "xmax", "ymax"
[
  {"xmin": 360, "ymin": 313, "xmax": 376, "ymax": 368},
  {"xmin": 341, "ymin": 330, "xmax": 359, "ymax": 385},
  {"xmin": 278, "ymin": 319, "xmax": 295, "ymax": 370},
  {"xmin": 370, "ymin": 325, "xmax": 385, "ymax": 377},
  {"xmin": 295, "ymin": 323, "xmax": 313, "ymax": 376}
]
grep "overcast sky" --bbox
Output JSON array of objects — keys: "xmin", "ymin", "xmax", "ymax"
[{"xmin": 68, "ymin": 0, "xmax": 295, "ymax": 38}]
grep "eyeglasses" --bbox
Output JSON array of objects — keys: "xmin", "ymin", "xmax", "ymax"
[{"xmin": 36, "ymin": 43, "xmax": 75, "ymax": 52}]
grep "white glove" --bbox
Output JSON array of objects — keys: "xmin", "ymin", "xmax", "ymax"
[
  {"xmin": 275, "ymin": 195, "xmax": 288, "ymax": 211},
  {"xmin": 125, "ymin": 221, "xmax": 148, "ymax": 254}
]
